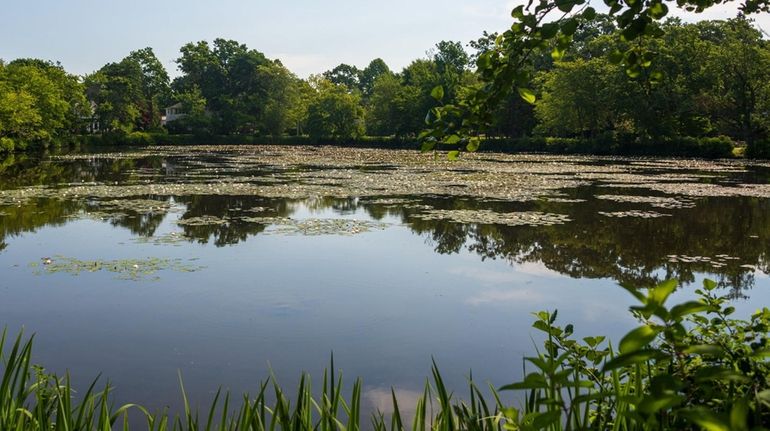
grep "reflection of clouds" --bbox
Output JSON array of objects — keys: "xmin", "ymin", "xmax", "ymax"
[
  {"xmin": 577, "ymin": 300, "xmax": 630, "ymax": 323},
  {"xmin": 450, "ymin": 262, "xmax": 559, "ymax": 285},
  {"xmin": 516, "ymin": 262, "xmax": 561, "ymax": 278},
  {"xmin": 363, "ymin": 387, "xmax": 423, "ymax": 415},
  {"xmin": 466, "ymin": 288, "xmax": 542, "ymax": 306},
  {"xmin": 451, "ymin": 263, "xmax": 556, "ymax": 306}
]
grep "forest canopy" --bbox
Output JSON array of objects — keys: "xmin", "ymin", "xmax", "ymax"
[{"xmin": 0, "ymin": 13, "xmax": 769, "ymax": 156}]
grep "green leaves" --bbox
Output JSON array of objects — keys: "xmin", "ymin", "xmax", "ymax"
[
  {"xmin": 430, "ymin": 85, "xmax": 444, "ymax": 101},
  {"xmin": 517, "ymin": 87, "xmax": 536, "ymax": 104},
  {"xmin": 650, "ymin": 279, "xmax": 677, "ymax": 306},
  {"xmin": 603, "ymin": 348, "xmax": 664, "ymax": 371},
  {"xmin": 648, "ymin": 1, "xmax": 669, "ymax": 18},
  {"xmin": 500, "ymin": 372, "xmax": 548, "ymax": 390},
  {"xmin": 466, "ymin": 136, "xmax": 481, "ymax": 152},
  {"xmin": 670, "ymin": 300, "xmax": 710, "ymax": 320},
  {"xmin": 619, "ymin": 325, "xmax": 658, "ymax": 353},
  {"xmin": 560, "ymin": 19, "xmax": 579, "ymax": 36},
  {"xmin": 444, "ymin": 134, "xmax": 461, "ymax": 145}
]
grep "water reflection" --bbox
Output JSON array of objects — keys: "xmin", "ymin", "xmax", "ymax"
[{"xmin": 1, "ymin": 150, "xmax": 769, "ymax": 297}]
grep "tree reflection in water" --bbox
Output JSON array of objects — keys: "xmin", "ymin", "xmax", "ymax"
[{"xmin": 1, "ymin": 151, "xmax": 768, "ymax": 297}]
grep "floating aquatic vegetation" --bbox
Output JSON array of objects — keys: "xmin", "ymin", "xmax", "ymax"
[
  {"xmin": 28, "ymin": 255, "xmax": 204, "ymax": 280},
  {"xmin": 412, "ymin": 209, "xmax": 571, "ymax": 226},
  {"xmin": 67, "ymin": 210, "xmax": 129, "ymax": 222},
  {"xmin": 596, "ymin": 194, "xmax": 696, "ymax": 209},
  {"xmin": 176, "ymin": 215, "xmax": 229, "ymax": 226},
  {"xmin": 666, "ymin": 254, "xmax": 742, "ymax": 270},
  {"xmin": 240, "ymin": 217, "xmax": 390, "ymax": 236},
  {"xmin": 362, "ymin": 198, "xmax": 421, "ymax": 206},
  {"xmin": 598, "ymin": 210, "xmax": 672, "ymax": 218},
  {"xmin": 7, "ymin": 147, "xmax": 770, "ymax": 213},
  {"xmin": 604, "ymin": 181, "xmax": 770, "ymax": 199},
  {"xmin": 544, "ymin": 198, "xmax": 587, "ymax": 203},
  {"xmin": 132, "ymin": 232, "xmax": 190, "ymax": 246},
  {"xmin": 96, "ymin": 198, "xmax": 173, "ymax": 214}
]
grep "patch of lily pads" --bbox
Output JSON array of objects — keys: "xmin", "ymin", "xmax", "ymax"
[
  {"xmin": 666, "ymin": 254, "xmax": 742, "ymax": 270},
  {"xmin": 96, "ymin": 198, "xmax": 173, "ymax": 214},
  {"xmin": 29, "ymin": 255, "xmax": 204, "ymax": 280},
  {"xmin": 240, "ymin": 217, "xmax": 390, "ymax": 236},
  {"xmin": 177, "ymin": 215, "xmax": 229, "ymax": 226},
  {"xmin": 361, "ymin": 198, "xmax": 422, "ymax": 206},
  {"xmin": 8, "ymin": 147, "xmax": 770, "ymax": 220},
  {"xmin": 596, "ymin": 194, "xmax": 696, "ymax": 209},
  {"xmin": 411, "ymin": 209, "xmax": 571, "ymax": 226},
  {"xmin": 543, "ymin": 197, "xmax": 587, "ymax": 203},
  {"xmin": 132, "ymin": 232, "xmax": 191, "ymax": 246},
  {"xmin": 598, "ymin": 210, "xmax": 672, "ymax": 218}
]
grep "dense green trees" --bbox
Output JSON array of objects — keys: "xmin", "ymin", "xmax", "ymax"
[
  {"xmin": 306, "ymin": 77, "xmax": 365, "ymax": 139},
  {"xmin": 531, "ymin": 18, "xmax": 770, "ymax": 147},
  {"xmin": 1, "ymin": 15, "xmax": 769, "ymax": 155},
  {"xmin": 86, "ymin": 47, "xmax": 170, "ymax": 132},
  {"xmin": 0, "ymin": 59, "xmax": 86, "ymax": 151}
]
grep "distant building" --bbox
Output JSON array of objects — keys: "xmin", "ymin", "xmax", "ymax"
[
  {"xmin": 162, "ymin": 103, "xmax": 186, "ymax": 126},
  {"xmin": 81, "ymin": 101, "xmax": 100, "ymax": 133}
]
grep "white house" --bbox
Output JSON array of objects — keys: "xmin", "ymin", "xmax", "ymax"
[{"xmin": 161, "ymin": 103, "xmax": 186, "ymax": 126}]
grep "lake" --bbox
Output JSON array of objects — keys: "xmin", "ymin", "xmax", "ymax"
[{"xmin": 1, "ymin": 145, "xmax": 769, "ymax": 415}]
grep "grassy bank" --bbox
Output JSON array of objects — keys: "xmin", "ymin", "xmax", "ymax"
[
  {"xmin": 41, "ymin": 132, "xmax": 747, "ymax": 159},
  {"xmin": 2, "ymin": 279, "xmax": 768, "ymax": 430}
]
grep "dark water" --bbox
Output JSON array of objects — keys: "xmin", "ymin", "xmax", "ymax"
[{"xmin": 1, "ymin": 146, "xmax": 769, "ymax": 415}]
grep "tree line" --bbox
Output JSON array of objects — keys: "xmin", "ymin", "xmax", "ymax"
[{"xmin": 1, "ymin": 16, "xmax": 768, "ymax": 155}]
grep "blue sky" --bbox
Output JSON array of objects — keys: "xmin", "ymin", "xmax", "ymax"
[{"xmin": 1, "ymin": 1, "xmax": 764, "ymax": 78}]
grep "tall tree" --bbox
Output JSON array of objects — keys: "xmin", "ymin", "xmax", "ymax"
[
  {"xmin": 174, "ymin": 39, "xmax": 270, "ymax": 134},
  {"xmin": 359, "ymin": 59, "xmax": 391, "ymax": 97},
  {"xmin": 125, "ymin": 47, "xmax": 171, "ymax": 129},
  {"xmin": 306, "ymin": 77, "xmax": 364, "ymax": 139},
  {"xmin": 259, "ymin": 61, "xmax": 302, "ymax": 137},
  {"xmin": 0, "ymin": 59, "xmax": 86, "ymax": 147},
  {"xmin": 323, "ymin": 64, "xmax": 361, "ymax": 91},
  {"xmin": 86, "ymin": 59, "xmax": 144, "ymax": 132}
]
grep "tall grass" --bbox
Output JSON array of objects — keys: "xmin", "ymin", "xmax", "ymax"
[
  {"xmin": 2, "ymin": 279, "xmax": 769, "ymax": 430},
  {"xmin": 0, "ymin": 330, "xmax": 507, "ymax": 431}
]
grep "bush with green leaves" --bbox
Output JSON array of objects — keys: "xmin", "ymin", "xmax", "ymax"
[
  {"xmin": 500, "ymin": 279, "xmax": 770, "ymax": 430},
  {"xmin": 1, "ymin": 279, "xmax": 768, "ymax": 430}
]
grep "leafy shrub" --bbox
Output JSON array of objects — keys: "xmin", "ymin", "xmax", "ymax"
[{"xmin": 500, "ymin": 279, "xmax": 769, "ymax": 430}]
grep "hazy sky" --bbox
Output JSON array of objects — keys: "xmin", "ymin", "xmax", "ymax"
[{"xmin": 1, "ymin": 1, "xmax": 765, "ymax": 79}]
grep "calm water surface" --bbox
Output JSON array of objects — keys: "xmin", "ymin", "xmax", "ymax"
[{"xmin": 1, "ymin": 145, "xmax": 769, "ymax": 414}]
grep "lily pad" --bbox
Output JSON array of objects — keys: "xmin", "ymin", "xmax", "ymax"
[
  {"xmin": 598, "ymin": 210, "xmax": 672, "ymax": 218},
  {"xmin": 29, "ymin": 255, "xmax": 204, "ymax": 280},
  {"xmin": 241, "ymin": 217, "xmax": 390, "ymax": 236},
  {"xmin": 412, "ymin": 209, "xmax": 571, "ymax": 226}
]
